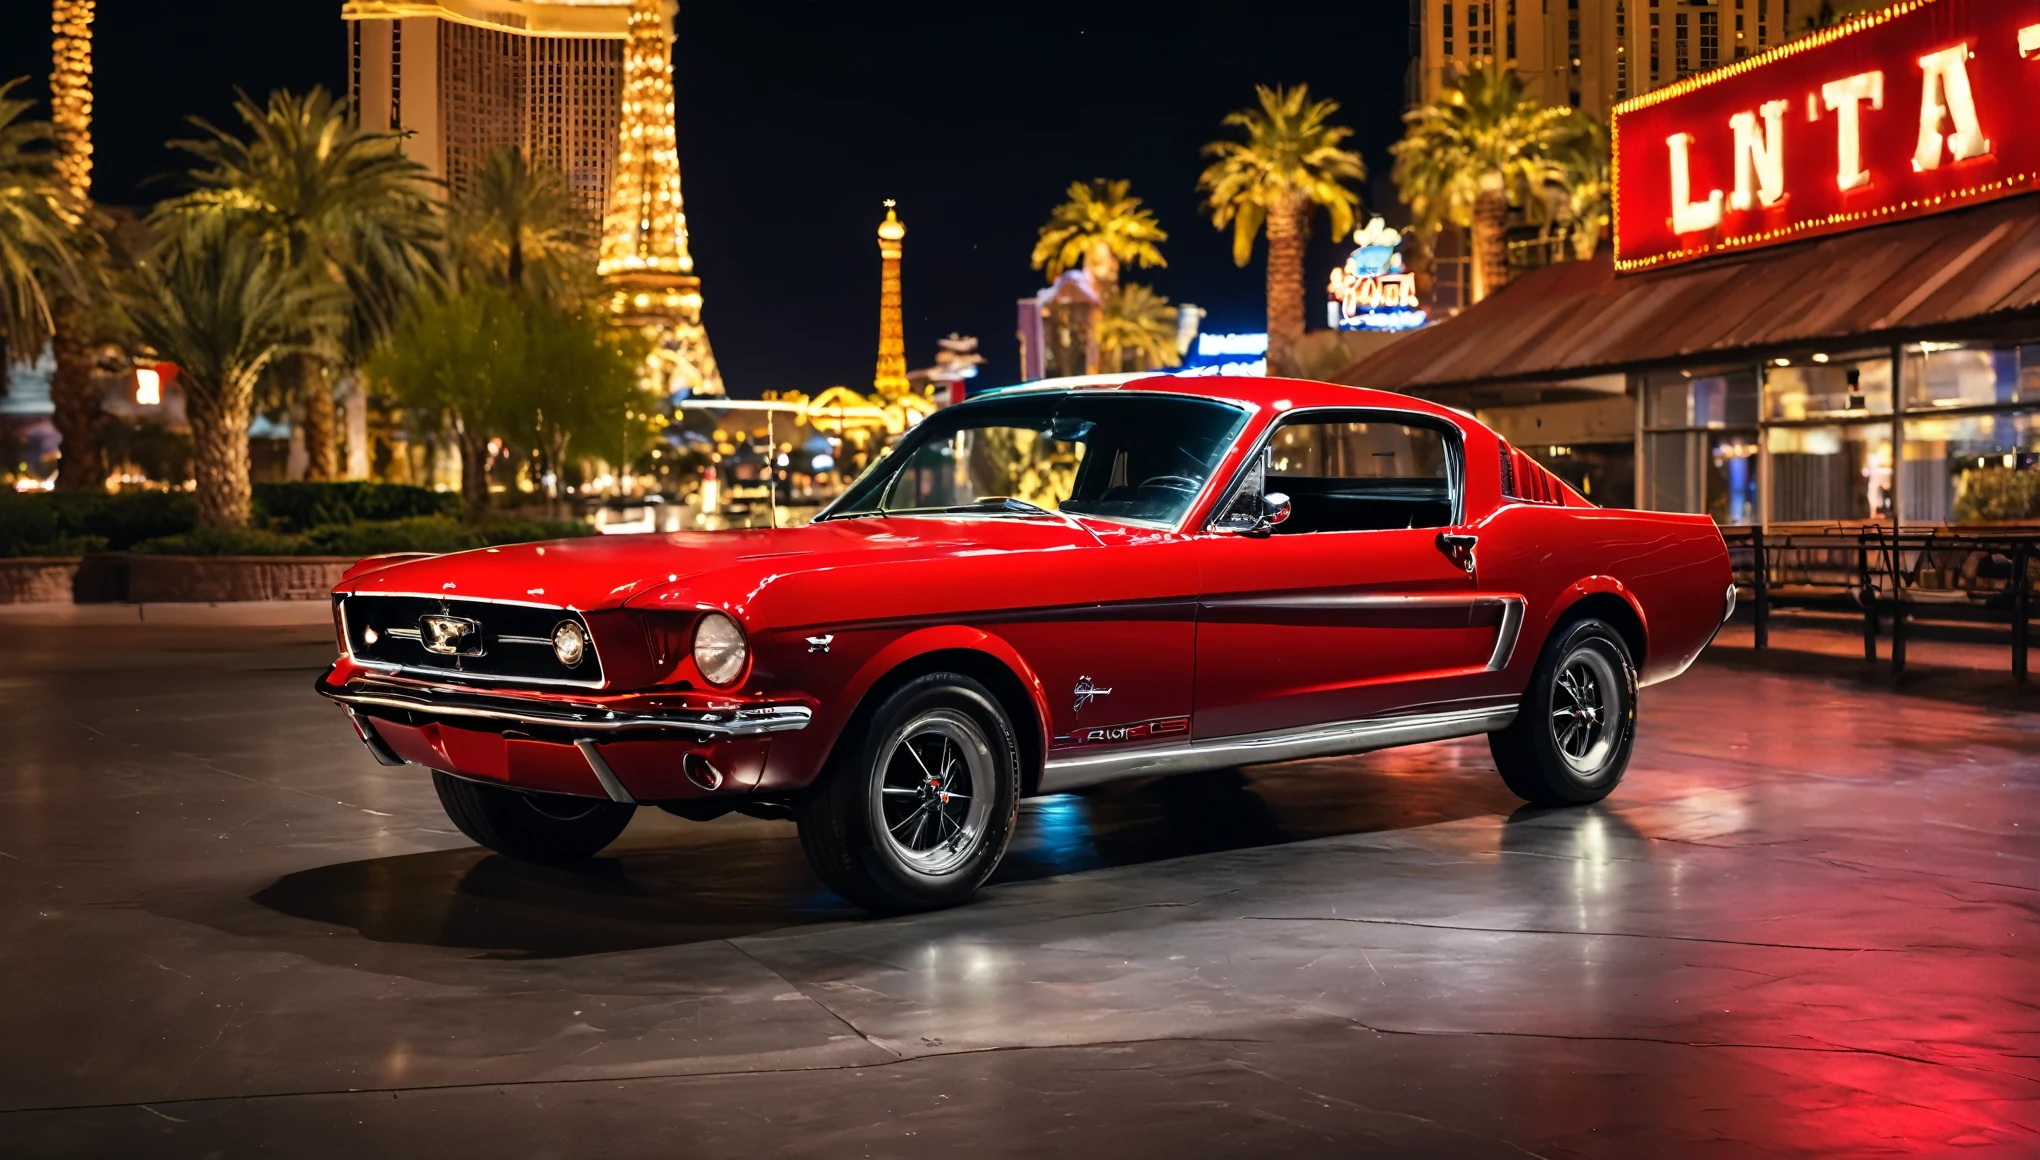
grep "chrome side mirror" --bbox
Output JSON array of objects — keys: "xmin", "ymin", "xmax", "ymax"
[{"xmin": 1240, "ymin": 492, "xmax": 1290, "ymax": 538}]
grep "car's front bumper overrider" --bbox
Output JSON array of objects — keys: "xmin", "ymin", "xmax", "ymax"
[{"xmin": 314, "ymin": 670, "xmax": 813, "ymax": 738}]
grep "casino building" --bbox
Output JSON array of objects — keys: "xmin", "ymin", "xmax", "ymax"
[
  {"xmin": 341, "ymin": 0, "xmax": 649, "ymax": 234},
  {"xmin": 1352, "ymin": 0, "xmax": 2040, "ymax": 527}
]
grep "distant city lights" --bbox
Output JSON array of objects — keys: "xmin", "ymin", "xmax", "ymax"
[
  {"xmin": 1195, "ymin": 332, "xmax": 1269, "ymax": 357},
  {"xmin": 1172, "ymin": 332, "xmax": 1268, "ymax": 376}
]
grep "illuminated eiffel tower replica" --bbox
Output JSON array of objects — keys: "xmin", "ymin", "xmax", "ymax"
[{"xmin": 598, "ymin": 0, "xmax": 724, "ymax": 397}]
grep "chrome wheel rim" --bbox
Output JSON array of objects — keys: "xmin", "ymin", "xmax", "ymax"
[
  {"xmin": 871, "ymin": 710, "xmax": 994, "ymax": 876},
  {"xmin": 1550, "ymin": 647, "xmax": 1620, "ymax": 778}
]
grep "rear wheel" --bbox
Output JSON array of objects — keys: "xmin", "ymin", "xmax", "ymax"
[
  {"xmin": 431, "ymin": 770, "xmax": 634, "ymax": 862},
  {"xmin": 796, "ymin": 673, "xmax": 1021, "ymax": 914},
  {"xmin": 1489, "ymin": 617, "xmax": 1637, "ymax": 807}
]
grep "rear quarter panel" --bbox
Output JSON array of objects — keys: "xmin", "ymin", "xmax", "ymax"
[{"xmin": 1476, "ymin": 503, "xmax": 1732, "ymax": 687}]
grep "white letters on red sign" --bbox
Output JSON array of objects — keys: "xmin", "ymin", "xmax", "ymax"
[
  {"xmin": 1667, "ymin": 132, "xmax": 1724, "ymax": 234},
  {"xmin": 1914, "ymin": 45, "xmax": 1990, "ymax": 170},
  {"xmin": 1821, "ymin": 71, "xmax": 1884, "ymax": 191},
  {"xmin": 1729, "ymin": 100, "xmax": 1789, "ymax": 210},
  {"xmin": 1662, "ymin": 27, "xmax": 2022, "ymax": 236}
]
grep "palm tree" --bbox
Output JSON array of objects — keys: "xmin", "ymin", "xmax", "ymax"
[
  {"xmin": 164, "ymin": 87, "xmax": 441, "ymax": 481},
  {"xmin": 1391, "ymin": 66, "xmax": 1590, "ymax": 304},
  {"xmin": 1197, "ymin": 84, "xmax": 1365, "ymax": 375},
  {"xmin": 46, "ymin": 220, "xmax": 119, "ymax": 491},
  {"xmin": 126, "ymin": 216, "xmax": 339, "ymax": 527},
  {"xmin": 451, "ymin": 147, "xmax": 591, "ymax": 303},
  {"xmin": 0, "ymin": 78, "xmax": 84, "ymax": 407},
  {"xmin": 1030, "ymin": 179, "xmax": 1167, "ymax": 299},
  {"xmin": 1099, "ymin": 283, "xmax": 1182, "ymax": 373}
]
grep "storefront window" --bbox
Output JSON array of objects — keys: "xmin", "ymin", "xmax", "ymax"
[
  {"xmin": 1764, "ymin": 352, "xmax": 1892, "ymax": 420},
  {"xmin": 1641, "ymin": 369, "xmax": 1758, "ymax": 524},
  {"xmin": 1646, "ymin": 369, "xmax": 1758, "ymax": 427},
  {"xmin": 1529, "ymin": 443, "xmax": 1636, "ymax": 509},
  {"xmin": 1903, "ymin": 343, "xmax": 2016, "ymax": 410},
  {"xmin": 1645, "ymin": 432, "xmax": 1757, "ymax": 522},
  {"xmin": 1766, "ymin": 424, "xmax": 1892, "ymax": 523},
  {"xmin": 2022, "ymin": 345, "xmax": 2040, "ymax": 402},
  {"xmin": 1902, "ymin": 413, "xmax": 2040, "ymax": 523}
]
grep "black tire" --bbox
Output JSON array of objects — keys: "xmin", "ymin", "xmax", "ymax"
[
  {"xmin": 796, "ymin": 672, "xmax": 1022, "ymax": 915},
  {"xmin": 1489, "ymin": 617, "xmax": 1638, "ymax": 807},
  {"xmin": 431, "ymin": 770, "xmax": 635, "ymax": 862}
]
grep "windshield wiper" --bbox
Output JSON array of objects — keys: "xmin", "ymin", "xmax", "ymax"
[
  {"xmin": 946, "ymin": 497, "xmax": 1053, "ymax": 515},
  {"xmin": 828, "ymin": 497, "xmax": 1055, "ymax": 520},
  {"xmin": 878, "ymin": 497, "xmax": 1055, "ymax": 517}
]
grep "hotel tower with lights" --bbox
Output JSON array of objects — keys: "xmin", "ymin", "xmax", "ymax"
[
  {"xmin": 342, "ymin": 0, "xmax": 641, "ymax": 235},
  {"xmin": 1410, "ymin": 0, "xmax": 1807, "ymax": 119},
  {"xmin": 343, "ymin": 0, "xmax": 721, "ymax": 397}
]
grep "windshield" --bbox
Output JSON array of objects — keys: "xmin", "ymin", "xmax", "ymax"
[{"xmin": 825, "ymin": 391, "xmax": 1249, "ymax": 527}]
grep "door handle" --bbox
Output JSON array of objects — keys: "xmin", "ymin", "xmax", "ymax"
[{"xmin": 1436, "ymin": 532, "xmax": 1478, "ymax": 575}]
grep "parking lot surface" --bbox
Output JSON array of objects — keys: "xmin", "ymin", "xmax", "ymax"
[{"xmin": 0, "ymin": 606, "xmax": 2034, "ymax": 1157}]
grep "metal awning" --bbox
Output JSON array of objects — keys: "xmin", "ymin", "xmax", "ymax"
[{"xmin": 1338, "ymin": 193, "xmax": 2040, "ymax": 397}]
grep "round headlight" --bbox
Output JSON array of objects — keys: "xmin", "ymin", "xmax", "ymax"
[
  {"xmin": 692, "ymin": 611, "xmax": 747, "ymax": 686},
  {"xmin": 551, "ymin": 621, "xmax": 589, "ymax": 668}
]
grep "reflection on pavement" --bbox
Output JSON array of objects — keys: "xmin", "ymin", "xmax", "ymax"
[{"xmin": 253, "ymin": 751, "xmax": 1527, "ymax": 957}]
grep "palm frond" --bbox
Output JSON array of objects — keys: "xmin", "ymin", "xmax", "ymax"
[
  {"xmin": 157, "ymin": 86, "xmax": 443, "ymax": 364},
  {"xmin": 1195, "ymin": 84, "xmax": 1365, "ymax": 267},
  {"xmin": 1030, "ymin": 178, "xmax": 1169, "ymax": 281},
  {"xmin": 451, "ymin": 146, "xmax": 592, "ymax": 305},
  {"xmin": 1390, "ymin": 64, "xmax": 1605, "ymax": 249},
  {"xmin": 0, "ymin": 77, "xmax": 89, "ymax": 356},
  {"xmin": 1098, "ymin": 283, "xmax": 1182, "ymax": 372}
]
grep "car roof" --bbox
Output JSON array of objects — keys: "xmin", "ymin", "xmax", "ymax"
[
  {"xmin": 1120, "ymin": 375, "xmax": 1472, "ymax": 423},
  {"xmin": 963, "ymin": 375, "xmax": 1479, "ymax": 430}
]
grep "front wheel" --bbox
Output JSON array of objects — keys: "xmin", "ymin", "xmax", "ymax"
[
  {"xmin": 796, "ymin": 673, "xmax": 1021, "ymax": 914},
  {"xmin": 1489, "ymin": 617, "xmax": 1638, "ymax": 807},
  {"xmin": 432, "ymin": 770, "xmax": 635, "ymax": 862}
]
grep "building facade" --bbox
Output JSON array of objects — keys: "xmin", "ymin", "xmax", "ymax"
[
  {"xmin": 1409, "ymin": 0, "xmax": 1803, "ymax": 119},
  {"xmin": 1358, "ymin": 0, "xmax": 2040, "ymax": 529},
  {"xmin": 341, "ymin": 0, "xmax": 651, "ymax": 233}
]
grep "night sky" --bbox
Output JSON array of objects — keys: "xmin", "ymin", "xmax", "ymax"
[{"xmin": 0, "ymin": 1, "xmax": 1413, "ymax": 395}]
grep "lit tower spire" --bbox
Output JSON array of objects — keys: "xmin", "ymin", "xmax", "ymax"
[
  {"xmin": 873, "ymin": 201, "xmax": 909, "ymax": 399},
  {"xmin": 50, "ymin": 0, "xmax": 93, "ymax": 202},
  {"xmin": 599, "ymin": 0, "xmax": 723, "ymax": 397}
]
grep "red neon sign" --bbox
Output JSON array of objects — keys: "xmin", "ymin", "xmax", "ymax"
[{"xmin": 1612, "ymin": 0, "xmax": 2040, "ymax": 272}]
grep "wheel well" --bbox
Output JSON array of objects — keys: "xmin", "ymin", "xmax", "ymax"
[
  {"xmin": 1557, "ymin": 592, "xmax": 1647, "ymax": 669},
  {"xmin": 843, "ymin": 648, "xmax": 1046, "ymax": 797}
]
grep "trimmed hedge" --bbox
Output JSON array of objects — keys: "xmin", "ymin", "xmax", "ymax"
[
  {"xmin": 132, "ymin": 516, "xmax": 592, "ymax": 557},
  {"xmin": 251, "ymin": 482, "xmax": 458, "ymax": 533},
  {"xmin": 1, "ymin": 485, "xmax": 587, "ymax": 558},
  {"xmin": 0, "ymin": 490, "xmax": 195, "ymax": 556}
]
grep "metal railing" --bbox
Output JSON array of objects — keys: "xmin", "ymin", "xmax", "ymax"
[{"xmin": 1721, "ymin": 525, "xmax": 2037, "ymax": 682}]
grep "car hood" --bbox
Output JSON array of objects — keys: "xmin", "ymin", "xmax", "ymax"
[{"xmin": 335, "ymin": 517, "xmax": 1108, "ymax": 612}]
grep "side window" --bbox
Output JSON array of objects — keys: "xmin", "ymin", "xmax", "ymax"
[{"xmin": 1264, "ymin": 418, "xmax": 1457, "ymax": 533}]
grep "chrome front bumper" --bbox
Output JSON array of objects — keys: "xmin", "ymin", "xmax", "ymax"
[{"xmin": 315, "ymin": 671, "xmax": 814, "ymax": 738}]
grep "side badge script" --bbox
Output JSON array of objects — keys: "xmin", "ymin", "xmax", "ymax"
[{"xmin": 1072, "ymin": 675, "xmax": 1113, "ymax": 714}]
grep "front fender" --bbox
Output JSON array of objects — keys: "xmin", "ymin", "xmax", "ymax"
[{"xmin": 754, "ymin": 623, "xmax": 1053, "ymax": 794}]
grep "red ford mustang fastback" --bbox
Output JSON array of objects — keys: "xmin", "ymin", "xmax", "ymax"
[{"xmin": 318, "ymin": 376, "xmax": 1733, "ymax": 913}]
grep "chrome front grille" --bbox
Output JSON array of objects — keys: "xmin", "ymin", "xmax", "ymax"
[{"xmin": 339, "ymin": 595, "xmax": 603, "ymax": 687}]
